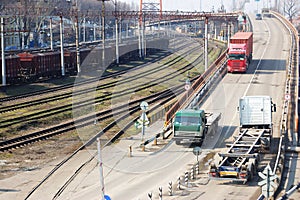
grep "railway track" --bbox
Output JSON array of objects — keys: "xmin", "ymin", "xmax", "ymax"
[
  {"xmin": 0, "ymin": 36, "xmax": 188, "ymax": 104},
  {"xmin": 0, "ymin": 52, "xmax": 167, "ymax": 104},
  {"xmin": 24, "ymin": 81, "xmax": 181, "ymax": 200},
  {"xmin": 0, "ymin": 37, "xmax": 198, "ymax": 109},
  {"xmin": 0, "ymin": 38, "xmax": 223, "ymax": 150},
  {"xmin": 0, "ymin": 49, "xmax": 203, "ymax": 128},
  {"xmin": 24, "ymin": 40, "xmax": 228, "ymax": 200},
  {"xmin": 0, "ymin": 87, "xmax": 178, "ymax": 152},
  {"xmin": 0, "ymin": 39, "xmax": 219, "ymax": 132}
]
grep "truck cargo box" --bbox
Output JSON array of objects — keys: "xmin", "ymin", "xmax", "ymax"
[
  {"xmin": 229, "ymin": 32, "xmax": 253, "ymax": 57},
  {"xmin": 239, "ymin": 96, "xmax": 272, "ymax": 127},
  {"xmin": 227, "ymin": 32, "xmax": 253, "ymax": 73}
]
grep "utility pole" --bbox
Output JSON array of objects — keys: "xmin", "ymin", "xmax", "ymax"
[
  {"xmin": 114, "ymin": 0, "xmax": 119, "ymax": 64},
  {"xmin": 204, "ymin": 17, "xmax": 208, "ymax": 71},
  {"xmin": 75, "ymin": 14, "xmax": 80, "ymax": 74},
  {"xmin": 200, "ymin": 0, "xmax": 202, "ymax": 11},
  {"xmin": 50, "ymin": 17, "xmax": 53, "ymax": 50},
  {"xmin": 68, "ymin": 0, "xmax": 80, "ymax": 75},
  {"xmin": 139, "ymin": 0, "xmax": 162, "ymax": 59},
  {"xmin": 1, "ymin": 17, "xmax": 6, "ymax": 87},
  {"xmin": 99, "ymin": 0, "xmax": 109, "ymax": 67},
  {"xmin": 59, "ymin": 15, "xmax": 65, "ymax": 76},
  {"xmin": 97, "ymin": 138, "xmax": 105, "ymax": 200},
  {"xmin": 75, "ymin": 0, "xmax": 80, "ymax": 75}
]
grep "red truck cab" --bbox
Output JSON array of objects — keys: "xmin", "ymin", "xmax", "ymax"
[{"xmin": 227, "ymin": 32, "xmax": 253, "ymax": 73}]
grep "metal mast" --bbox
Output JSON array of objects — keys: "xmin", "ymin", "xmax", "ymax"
[{"xmin": 139, "ymin": 0, "xmax": 162, "ymax": 58}]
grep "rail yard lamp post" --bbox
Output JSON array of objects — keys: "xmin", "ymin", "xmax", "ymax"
[
  {"xmin": 49, "ymin": 17, "xmax": 53, "ymax": 50},
  {"xmin": 98, "ymin": 0, "xmax": 109, "ymax": 67},
  {"xmin": 75, "ymin": 14, "xmax": 80, "ymax": 74},
  {"xmin": 59, "ymin": 14, "xmax": 65, "ymax": 76},
  {"xmin": 74, "ymin": 0, "xmax": 81, "ymax": 74},
  {"xmin": 1, "ymin": 17, "xmax": 6, "ymax": 87},
  {"xmin": 199, "ymin": 0, "xmax": 202, "ymax": 12},
  {"xmin": 67, "ymin": 0, "xmax": 81, "ymax": 75},
  {"xmin": 111, "ymin": 0, "xmax": 119, "ymax": 64},
  {"xmin": 204, "ymin": 17, "xmax": 208, "ymax": 71}
]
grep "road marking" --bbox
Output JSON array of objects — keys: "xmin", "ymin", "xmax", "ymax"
[
  {"xmin": 244, "ymin": 20, "xmax": 271, "ymax": 97},
  {"xmin": 222, "ymin": 20, "xmax": 272, "ymax": 145}
]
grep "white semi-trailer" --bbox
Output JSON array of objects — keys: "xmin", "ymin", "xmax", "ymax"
[{"xmin": 209, "ymin": 96, "xmax": 276, "ymax": 182}]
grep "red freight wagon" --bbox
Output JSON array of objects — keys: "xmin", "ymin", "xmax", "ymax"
[{"xmin": 0, "ymin": 55, "xmax": 21, "ymax": 84}]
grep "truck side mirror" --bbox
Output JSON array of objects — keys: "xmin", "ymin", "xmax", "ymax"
[{"xmin": 237, "ymin": 106, "xmax": 239, "ymax": 111}]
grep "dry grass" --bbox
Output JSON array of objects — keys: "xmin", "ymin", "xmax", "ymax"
[{"xmin": 0, "ymin": 40, "xmax": 226, "ymax": 180}]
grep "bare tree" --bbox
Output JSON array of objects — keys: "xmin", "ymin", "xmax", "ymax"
[
  {"xmin": 284, "ymin": 0, "xmax": 299, "ymax": 23},
  {"xmin": 1, "ymin": 0, "xmax": 136, "ymax": 48}
]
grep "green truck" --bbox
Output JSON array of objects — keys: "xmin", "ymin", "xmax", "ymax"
[{"xmin": 172, "ymin": 109, "xmax": 221, "ymax": 145}]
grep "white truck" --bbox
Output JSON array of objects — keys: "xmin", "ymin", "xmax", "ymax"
[{"xmin": 209, "ymin": 96, "xmax": 276, "ymax": 182}]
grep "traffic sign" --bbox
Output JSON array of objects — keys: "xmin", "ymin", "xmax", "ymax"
[
  {"xmin": 258, "ymin": 175, "xmax": 278, "ymax": 186},
  {"xmin": 262, "ymin": 184, "xmax": 274, "ymax": 193},
  {"xmin": 135, "ymin": 112, "xmax": 150, "ymax": 129},
  {"xmin": 184, "ymin": 84, "xmax": 190, "ymax": 90},
  {"xmin": 140, "ymin": 101, "xmax": 149, "ymax": 110},
  {"xmin": 285, "ymin": 94, "xmax": 290, "ymax": 100},
  {"xmin": 193, "ymin": 146, "xmax": 202, "ymax": 161},
  {"xmin": 138, "ymin": 112, "xmax": 149, "ymax": 124},
  {"xmin": 262, "ymin": 164, "xmax": 272, "ymax": 175},
  {"xmin": 185, "ymin": 78, "xmax": 191, "ymax": 85},
  {"xmin": 185, "ymin": 78, "xmax": 191, "ymax": 91},
  {"xmin": 104, "ymin": 195, "xmax": 111, "ymax": 200},
  {"xmin": 193, "ymin": 146, "xmax": 202, "ymax": 156},
  {"xmin": 258, "ymin": 164, "xmax": 277, "ymax": 198}
]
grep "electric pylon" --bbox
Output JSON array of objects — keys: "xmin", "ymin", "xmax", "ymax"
[
  {"xmin": 138, "ymin": 0, "xmax": 162, "ymax": 59},
  {"xmin": 139, "ymin": 0, "xmax": 162, "ymax": 23}
]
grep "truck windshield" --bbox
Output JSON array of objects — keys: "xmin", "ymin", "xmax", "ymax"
[
  {"xmin": 174, "ymin": 116, "xmax": 201, "ymax": 125},
  {"xmin": 228, "ymin": 54, "xmax": 245, "ymax": 60}
]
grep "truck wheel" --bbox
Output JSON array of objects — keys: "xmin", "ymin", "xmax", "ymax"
[
  {"xmin": 175, "ymin": 141, "xmax": 180, "ymax": 145},
  {"xmin": 249, "ymin": 171, "xmax": 253, "ymax": 181},
  {"xmin": 204, "ymin": 127, "xmax": 208, "ymax": 136},
  {"xmin": 248, "ymin": 164, "xmax": 254, "ymax": 181},
  {"xmin": 194, "ymin": 141, "xmax": 203, "ymax": 146}
]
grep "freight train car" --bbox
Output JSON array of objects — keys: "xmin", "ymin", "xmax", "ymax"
[
  {"xmin": 0, "ymin": 38, "xmax": 169, "ymax": 85},
  {"xmin": 0, "ymin": 55, "xmax": 21, "ymax": 84}
]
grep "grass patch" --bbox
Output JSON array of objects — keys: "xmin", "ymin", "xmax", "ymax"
[{"xmin": 0, "ymin": 152, "xmax": 13, "ymax": 159}]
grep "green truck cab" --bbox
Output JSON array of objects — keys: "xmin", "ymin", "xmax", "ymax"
[{"xmin": 172, "ymin": 109, "xmax": 208, "ymax": 145}]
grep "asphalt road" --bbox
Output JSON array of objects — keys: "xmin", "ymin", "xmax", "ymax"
[
  {"xmin": 0, "ymin": 13, "xmax": 291, "ymax": 200},
  {"xmin": 54, "ymin": 14, "xmax": 289, "ymax": 200}
]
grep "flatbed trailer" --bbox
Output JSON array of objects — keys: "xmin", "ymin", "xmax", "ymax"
[
  {"xmin": 209, "ymin": 128, "xmax": 270, "ymax": 182},
  {"xmin": 209, "ymin": 96, "xmax": 276, "ymax": 183}
]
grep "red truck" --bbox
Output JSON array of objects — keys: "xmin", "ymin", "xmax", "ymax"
[{"xmin": 227, "ymin": 32, "xmax": 253, "ymax": 73}]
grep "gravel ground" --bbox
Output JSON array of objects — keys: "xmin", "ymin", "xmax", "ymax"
[{"xmin": 0, "ymin": 132, "xmax": 82, "ymax": 180}]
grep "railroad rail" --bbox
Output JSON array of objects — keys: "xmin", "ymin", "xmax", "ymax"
[
  {"xmin": 23, "ymin": 71, "xmax": 188, "ymax": 200},
  {"xmin": 0, "ymin": 50, "xmax": 170, "ymax": 109},
  {"xmin": 164, "ymin": 48, "xmax": 227, "ymax": 128},
  {"xmin": 0, "ymin": 40, "xmax": 206, "ymax": 128},
  {"xmin": 24, "ymin": 38, "xmax": 228, "ymax": 199},
  {"xmin": 1, "ymin": 38, "xmax": 222, "ymax": 151},
  {"xmin": 0, "ymin": 87, "xmax": 176, "ymax": 152},
  {"xmin": 0, "ymin": 34, "xmax": 197, "ymax": 103}
]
